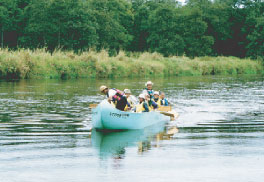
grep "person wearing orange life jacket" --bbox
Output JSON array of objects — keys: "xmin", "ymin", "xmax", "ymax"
[
  {"xmin": 100, "ymin": 85, "xmax": 129, "ymax": 111},
  {"xmin": 135, "ymin": 94, "xmax": 149, "ymax": 112},
  {"xmin": 153, "ymin": 91, "xmax": 161, "ymax": 107}
]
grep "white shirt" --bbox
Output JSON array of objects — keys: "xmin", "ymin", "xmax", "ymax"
[
  {"xmin": 108, "ymin": 89, "xmax": 117, "ymax": 98},
  {"xmin": 142, "ymin": 89, "xmax": 148, "ymax": 96}
]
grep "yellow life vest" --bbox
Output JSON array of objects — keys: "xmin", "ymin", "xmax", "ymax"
[
  {"xmin": 124, "ymin": 97, "xmax": 134, "ymax": 111},
  {"xmin": 136, "ymin": 102, "xmax": 150, "ymax": 113},
  {"xmin": 127, "ymin": 97, "xmax": 134, "ymax": 108},
  {"xmin": 146, "ymin": 101, "xmax": 153, "ymax": 111},
  {"xmin": 136, "ymin": 102, "xmax": 144, "ymax": 113},
  {"xmin": 153, "ymin": 98, "xmax": 161, "ymax": 107}
]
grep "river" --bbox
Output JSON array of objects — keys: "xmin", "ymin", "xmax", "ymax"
[{"xmin": 0, "ymin": 75, "xmax": 263, "ymax": 182}]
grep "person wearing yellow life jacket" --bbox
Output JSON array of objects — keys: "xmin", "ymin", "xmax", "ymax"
[
  {"xmin": 153, "ymin": 91, "xmax": 161, "ymax": 107},
  {"xmin": 124, "ymin": 89, "xmax": 137, "ymax": 107},
  {"xmin": 160, "ymin": 92, "xmax": 169, "ymax": 106},
  {"xmin": 136, "ymin": 94, "xmax": 149, "ymax": 113},
  {"xmin": 124, "ymin": 89, "xmax": 137, "ymax": 111},
  {"xmin": 100, "ymin": 85, "xmax": 129, "ymax": 111}
]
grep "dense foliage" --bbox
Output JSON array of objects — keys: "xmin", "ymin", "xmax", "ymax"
[
  {"xmin": 0, "ymin": 0, "xmax": 263, "ymax": 59},
  {"xmin": 0, "ymin": 49, "xmax": 262, "ymax": 79}
]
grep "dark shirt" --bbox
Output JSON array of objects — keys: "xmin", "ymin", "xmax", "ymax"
[
  {"xmin": 148, "ymin": 100, "xmax": 158, "ymax": 109},
  {"xmin": 143, "ymin": 102, "xmax": 149, "ymax": 112}
]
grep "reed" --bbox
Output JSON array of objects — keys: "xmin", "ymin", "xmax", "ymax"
[{"xmin": 0, "ymin": 49, "xmax": 262, "ymax": 79}]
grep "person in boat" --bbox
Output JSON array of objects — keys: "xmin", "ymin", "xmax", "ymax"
[
  {"xmin": 145, "ymin": 94, "xmax": 158, "ymax": 110},
  {"xmin": 136, "ymin": 94, "xmax": 149, "ymax": 112},
  {"xmin": 142, "ymin": 81, "xmax": 154, "ymax": 99},
  {"xmin": 153, "ymin": 91, "xmax": 161, "ymax": 107},
  {"xmin": 124, "ymin": 89, "xmax": 137, "ymax": 109},
  {"xmin": 100, "ymin": 85, "xmax": 129, "ymax": 111},
  {"xmin": 160, "ymin": 92, "xmax": 169, "ymax": 106}
]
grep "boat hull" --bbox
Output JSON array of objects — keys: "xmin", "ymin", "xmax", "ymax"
[{"xmin": 92, "ymin": 100, "xmax": 170, "ymax": 130}]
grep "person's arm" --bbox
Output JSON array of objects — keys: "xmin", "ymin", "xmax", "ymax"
[
  {"xmin": 142, "ymin": 90, "xmax": 148, "ymax": 95},
  {"xmin": 152, "ymin": 101, "xmax": 158, "ymax": 109},
  {"xmin": 107, "ymin": 89, "xmax": 117, "ymax": 103},
  {"xmin": 143, "ymin": 102, "xmax": 149, "ymax": 112}
]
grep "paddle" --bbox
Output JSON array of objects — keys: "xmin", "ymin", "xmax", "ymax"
[
  {"xmin": 159, "ymin": 110, "xmax": 179, "ymax": 120},
  {"xmin": 157, "ymin": 106, "xmax": 172, "ymax": 112},
  {"xmin": 89, "ymin": 104, "xmax": 98, "ymax": 108}
]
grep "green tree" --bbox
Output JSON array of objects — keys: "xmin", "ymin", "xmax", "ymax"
[
  {"xmin": 0, "ymin": 0, "xmax": 21, "ymax": 48},
  {"xmin": 0, "ymin": 4, "xmax": 8, "ymax": 48},
  {"xmin": 182, "ymin": 7, "xmax": 214, "ymax": 57},
  {"xmin": 89, "ymin": 0, "xmax": 133, "ymax": 54},
  {"xmin": 202, "ymin": 2, "xmax": 233, "ymax": 56},
  {"xmin": 147, "ymin": 5, "xmax": 185, "ymax": 56},
  {"xmin": 243, "ymin": 0, "xmax": 264, "ymax": 59},
  {"xmin": 22, "ymin": 0, "xmax": 98, "ymax": 51}
]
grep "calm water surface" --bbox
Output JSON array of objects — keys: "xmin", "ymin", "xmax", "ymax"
[{"xmin": 0, "ymin": 75, "xmax": 263, "ymax": 182}]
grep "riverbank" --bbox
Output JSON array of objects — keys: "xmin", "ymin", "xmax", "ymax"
[{"xmin": 0, "ymin": 49, "xmax": 262, "ymax": 79}]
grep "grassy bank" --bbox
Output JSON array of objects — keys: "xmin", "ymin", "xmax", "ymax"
[{"xmin": 0, "ymin": 49, "xmax": 263, "ymax": 79}]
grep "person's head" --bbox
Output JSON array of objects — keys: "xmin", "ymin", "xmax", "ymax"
[
  {"xmin": 124, "ymin": 89, "xmax": 131, "ymax": 98},
  {"xmin": 145, "ymin": 81, "xmax": 153, "ymax": 90},
  {"xmin": 160, "ymin": 92, "xmax": 165, "ymax": 99},
  {"xmin": 100, "ymin": 85, "xmax": 108, "ymax": 95},
  {"xmin": 154, "ymin": 91, "xmax": 159, "ymax": 99},
  {"xmin": 139, "ymin": 94, "xmax": 145, "ymax": 103},
  {"xmin": 145, "ymin": 94, "xmax": 150, "ymax": 101}
]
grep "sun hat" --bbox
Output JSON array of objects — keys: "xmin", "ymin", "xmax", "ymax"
[
  {"xmin": 139, "ymin": 94, "xmax": 145, "ymax": 99},
  {"xmin": 100, "ymin": 85, "xmax": 108, "ymax": 92},
  {"xmin": 124, "ymin": 89, "xmax": 131, "ymax": 94},
  {"xmin": 145, "ymin": 81, "xmax": 153, "ymax": 87},
  {"xmin": 154, "ymin": 91, "xmax": 159, "ymax": 95}
]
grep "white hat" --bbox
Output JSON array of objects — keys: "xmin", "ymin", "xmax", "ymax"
[
  {"xmin": 154, "ymin": 91, "xmax": 159, "ymax": 95},
  {"xmin": 124, "ymin": 89, "xmax": 131, "ymax": 94},
  {"xmin": 145, "ymin": 81, "xmax": 153, "ymax": 87},
  {"xmin": 100, "ymin": 85, "xmax": 108, "ymax": 92},
  {"xmin": 139, "ymin": 94, "xmax": 145, "ymax": 99}
]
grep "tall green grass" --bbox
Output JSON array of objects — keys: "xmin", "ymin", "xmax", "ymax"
[{"xmin": 0, "ymin": 49, "xmax": 262, "ymax": 79}]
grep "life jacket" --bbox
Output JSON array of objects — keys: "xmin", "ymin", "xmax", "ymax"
[
  {"xmin": 124, "ymin": 98, "xmax": 132, "ymax": 111},
  {"xmin": 160, "ymin": 98, "xmax": 169, "ymax": 106},
  {"xmin": 127, "ymin": 97, "xmax": 134, "ymax": 107},
  {"xmin": 144, "ymin": 88, "xmax": 154, "ymax": 99},
  {"xmin": 136, "ymin": 101, "xmax": 149, "ymax": 112},
  {"xmin": 153, "ymin": 98, "xmax": 161, "ymax": 107},
  {"xmin": 107, "ymin": 88, "xmax": 124, "ymax": 102},
  {"xmin": 146, "ymin": 100, "xmax": 153, "ymax": 111}
]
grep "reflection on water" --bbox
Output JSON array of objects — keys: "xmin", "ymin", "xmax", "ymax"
[
  {"xmin": 0, "ymin": 75, "xmax": 264, "ymax": 182},
  {"xmin": 92, "ymin": 122, "xmax": 178, "ymax": 159}
]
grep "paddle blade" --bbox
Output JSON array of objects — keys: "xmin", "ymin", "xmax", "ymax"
[
  {"xmin": 158, "ymin": 106, "xmax": 172, "ymax": 112},
  {"xmin": 159, "ymin": 110, "xmax": 179, "ymax": 121},
  {"xmin": 89, "ymin": 104, "xmax": 98, "ymax": 108}
]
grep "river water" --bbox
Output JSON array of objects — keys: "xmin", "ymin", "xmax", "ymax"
[{"xmin": 0, "ymin": 75, "xmax": 263, "ymax": 182}]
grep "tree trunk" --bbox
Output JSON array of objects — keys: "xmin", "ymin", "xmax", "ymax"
[
  {"xmin": 1, "ymin": 26, "xmax": 3, "ymax": 48},
  {"xmin": 58, "ymin": 30, "xmax": 61, "ymax": 48}
]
